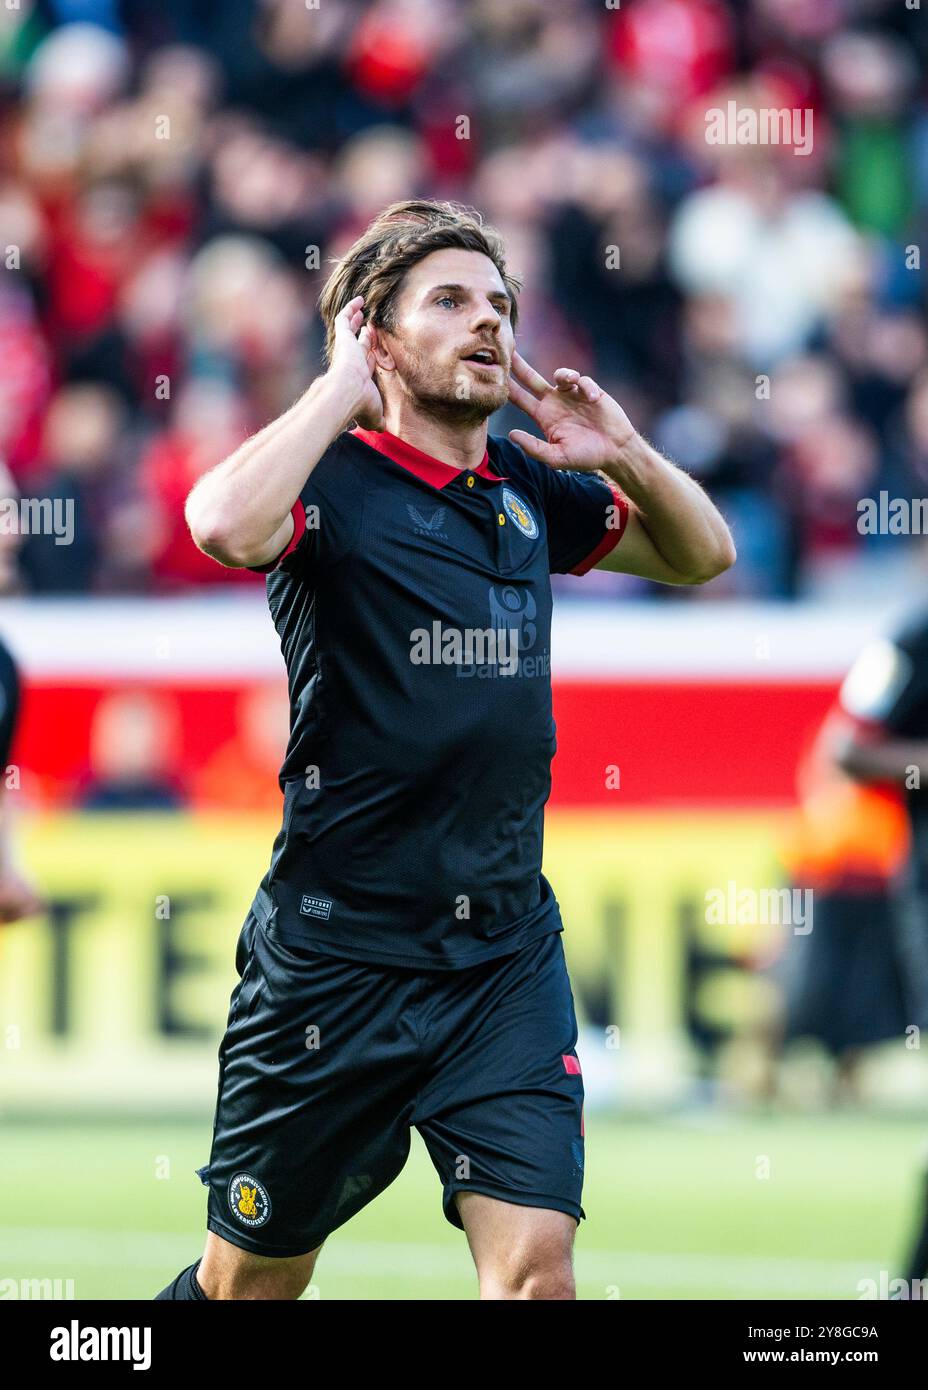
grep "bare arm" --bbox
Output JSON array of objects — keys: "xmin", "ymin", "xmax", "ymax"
[
  {"xmin": 596, "ymin": 434, "xmax": 735, "ymax": 584},
  {"xmin": 507, "ymin": 356, "xmax": 735, "ymax": 585},
  {"xmin": 185, "ymin": 297, "xmax": 383, "ymax": 568},
  {"xmin": 829, "ymin": 721, "xmax": 928, "ymax": 787},
  {"xmin": 822, "ymin": 639, "xmax": 928, "ymax": 788}
]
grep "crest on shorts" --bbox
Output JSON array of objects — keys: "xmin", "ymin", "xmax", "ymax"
[{"xmin": 228, "ymin": 1172, "xmax": 271, "ymax": 1228}]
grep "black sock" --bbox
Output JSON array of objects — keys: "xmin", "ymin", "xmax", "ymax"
[{"xmin": 154, "ymin": 1259, "xmax": 208, "ymax": 1300}]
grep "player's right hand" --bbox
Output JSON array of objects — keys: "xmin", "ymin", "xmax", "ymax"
[{"xmin": 330, "ymin": 296, "xmax": 385, "ymax": 431}]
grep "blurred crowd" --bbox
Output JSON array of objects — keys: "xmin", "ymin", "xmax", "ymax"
[{"xmin": 1, "ymin": 0, "xmax": 926, "ymax": 599}]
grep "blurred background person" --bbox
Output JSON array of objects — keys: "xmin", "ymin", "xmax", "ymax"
[
  {"xmin": 828, "ymin": 587, "xmax": 928, "ymax": 1284},
  {"xmin": 0, "ymin": 0, "xmax": 919, "ymax": 604},
  {"xmin": 78, "ymin": 689, "xmax": 186, "ymax": 810},
  {"xmin": 773, "ymin": 707, "xmax": 910, "ymax": 1103}
]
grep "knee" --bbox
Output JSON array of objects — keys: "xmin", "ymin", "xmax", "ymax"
[
  {"xmin": 481, "ymin": 1256, "xmax": 576, "ymax": 1301},
  {"xmin": 197, "ymin": 1234, "xmax": 320, "ymax": 1300},
  {"xmin": 200, "ymin": 1267, "xmax": 310, "ymax": 1300}
]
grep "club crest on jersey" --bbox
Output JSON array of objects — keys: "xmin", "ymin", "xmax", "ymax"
[
  {"xmin": 228, "ymin": 1172, "xmax": 271, "ymax": 1228},
  {"xmin": 501, "ymin": 488, "xmax": 538, "ymax": 539}
]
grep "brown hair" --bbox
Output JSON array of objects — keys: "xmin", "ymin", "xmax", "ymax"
[{"xmin": 317, "ymin": 199, "xmax": 521, "ymax": 364}]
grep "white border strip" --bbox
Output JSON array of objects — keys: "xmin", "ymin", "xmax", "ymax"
[{"xmin": 0, "ymin": 595, "xmax": 908, "ymax": 680}]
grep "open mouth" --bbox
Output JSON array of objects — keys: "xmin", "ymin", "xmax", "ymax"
[{"xmin": 462, "ymin": 348, "xmax": 500, "ymax": 368}]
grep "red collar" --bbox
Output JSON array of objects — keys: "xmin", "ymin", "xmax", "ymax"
[{"xmin": 351, "ymin": 427, "xmax": 507, "ymax": 488}]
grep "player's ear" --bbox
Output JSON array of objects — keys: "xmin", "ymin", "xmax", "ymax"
[{"xmin": 369, "ymin": 325, "xmax": 396, "ymax": 373}]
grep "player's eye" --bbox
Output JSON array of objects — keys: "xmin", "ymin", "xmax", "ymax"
[{"xmin": 436, "ymin": 295, "xmax": 459, "ymax": 308}]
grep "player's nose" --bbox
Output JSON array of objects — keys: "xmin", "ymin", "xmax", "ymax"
[{"xmin": 468, "ymin": 297, "xmax": 503, "ymax": 333}]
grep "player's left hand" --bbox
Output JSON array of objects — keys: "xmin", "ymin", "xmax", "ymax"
[{"xmin": 507, "ymin": 352, "xmax": 636, "ymax": 471}]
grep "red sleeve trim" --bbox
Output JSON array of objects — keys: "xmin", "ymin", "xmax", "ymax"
[
  {"xmin": 247, "ymin": 500, "xmax": 306, "ymax": 574},
  {"xmin": 570, "ymin": 479, "xmax": 629, "ymax": 576}
]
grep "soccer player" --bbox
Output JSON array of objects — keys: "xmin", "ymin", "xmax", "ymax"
[
  {"xmin": 157, "ymin": 200, "xmax": 735, "ymax": 1301},
  {"xmin": 829, "ymin": 605, "xmax": 928, "ymax": 1286}
]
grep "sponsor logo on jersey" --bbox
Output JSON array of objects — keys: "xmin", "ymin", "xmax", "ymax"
[
  {"xmin": 488, "ymin": 584, "xmax": 537, "ymax": 651},
  {"xmin": 300, "ymin": 894, "xmax": 333, "ymax": 920},
  {"xmin": 407, "ymin": 504, "xmax": 449, "ymax": 540}
]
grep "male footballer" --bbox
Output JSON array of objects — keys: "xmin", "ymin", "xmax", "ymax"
[{"xmin": 157, "ymin": 200, "xmax": 735, "ymax": 1301}]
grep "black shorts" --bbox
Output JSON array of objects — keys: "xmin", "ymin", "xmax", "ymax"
[
  {"xmin": 781, "ymin": 889, "xmax": 907, "ymax": 1051},
  {"xmin": 198, "ymin": 910, "xmax": 586, "ymax": 1257},
  {"xmin": 890, "ymin": 869, "xmax": 928, "ymax": 1031}
]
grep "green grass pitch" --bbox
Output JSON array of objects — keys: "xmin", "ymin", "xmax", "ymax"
[{"xmin": 3, "ymin": 1112, "xmax": 924, "ymax": 1300}]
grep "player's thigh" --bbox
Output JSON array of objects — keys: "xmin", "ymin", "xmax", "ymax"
[
  {"xmin": 198, "ymin": 1228, "xmax": 322, "ymax": 1300},
  {"xmin": 415, "ymin": 930, "xmax": 585, "ymax": 1229},
  {"xmin": 456, "ymin": 1192, "xmax": 577, "ymax": 1300},
  {"xmin": 204, "ymin": 916, "xmax": 419, "ymax": 1259}
]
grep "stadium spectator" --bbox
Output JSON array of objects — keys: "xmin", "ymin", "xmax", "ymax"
[
  {"xmin": 77, "ymin": 689, "xmax": 186, "ymax": 809},
  {"xmin": 1, "ymin": 0, "xmax": 925, "ymax": 599}
]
